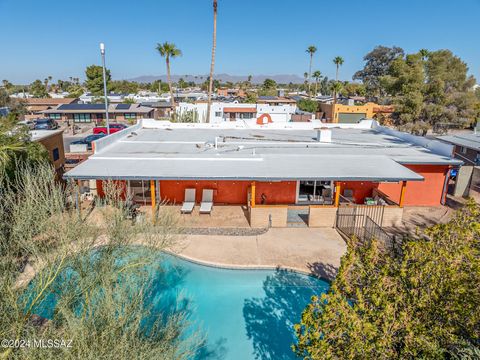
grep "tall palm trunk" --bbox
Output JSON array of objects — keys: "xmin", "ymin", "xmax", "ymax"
[
  {"xmin": 206, "ymin": 0, "xmax": 218, "ymax": 124},
  {"xmin": 332, "ymin": 65, "xmax": 340, "ymax": 122},
  {"xmin": 333, "ymin": 65, "xmax": 339, "ymax": 106},
  {"xmin": 166, "ymin": 56, "xmax": 175, "ymax": 119},
  {"xmin": 314, "ymin": 80, "xmax": 318, "ymax": 97},
  {"xmin": 308, "ymin": 54, "xmax": 313, "ymax": 98}
]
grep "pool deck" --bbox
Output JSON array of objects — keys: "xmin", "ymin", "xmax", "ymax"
[{"xmin": 174, "ymin": 227, "xmax": 346, "ymax": 280}]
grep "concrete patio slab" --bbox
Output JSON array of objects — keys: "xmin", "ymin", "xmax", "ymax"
[{"xmin": 176, "ymin": 227, "xmax": 346, "ymax": 279}]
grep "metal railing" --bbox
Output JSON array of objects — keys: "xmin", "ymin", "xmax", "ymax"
[{"xmin": 335, "ymin": 204, "xmax": 394, "ymax": 247}]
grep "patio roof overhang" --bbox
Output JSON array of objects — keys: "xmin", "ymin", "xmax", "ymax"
[{"xmin": 64, "ymin": 154, "xmax": 424, "ymax": 182}]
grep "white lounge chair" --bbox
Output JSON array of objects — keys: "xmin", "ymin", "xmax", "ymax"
[
  {"xmin": 199, "ymin": 189, "xmax": 214, "ymax": 214},
  {"xmin": 180, "ymin": 188, "xmax": 196, "ymax": 214}
]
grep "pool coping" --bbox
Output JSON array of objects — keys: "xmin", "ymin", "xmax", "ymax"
[{"xmin": 165, "ymin": 250, "xmax": 331, "ymax": 281}]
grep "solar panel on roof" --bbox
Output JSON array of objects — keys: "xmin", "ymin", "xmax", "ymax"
[
  {"xmin": 57, "ymin": 103, "xmax": 105, "ymax": 110},
  {"xmin": 116, "ymin": 104, "xmax": 131, "ymax": 110}
]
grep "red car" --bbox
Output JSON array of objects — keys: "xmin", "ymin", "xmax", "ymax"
[{"xmin": 93, "ymin": 123, "xmax": 128, "ymax": 135}]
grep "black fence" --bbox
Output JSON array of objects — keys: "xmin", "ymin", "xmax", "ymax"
[{"xmin": 336, "ymin": 205, "xmax": 394, "ymax": 246}]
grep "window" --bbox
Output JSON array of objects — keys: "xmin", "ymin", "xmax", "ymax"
[
  {"xmin": 73, "ymin": 113, "xmax": 91, "ymax": 123},
  {"xmin": 239, "ymin": 112, "xmax": 254, "ymax": 119},
  {"xmin": 48, "ymin": 113, "xmax": 61, "ymax": 120},
  {"xmin": 460, "ymin": 146, "xmax": 467, "ymax": 154},
  {"xmin": 124, "ymin": 113, "xmax": 137, "ymax": 120},
  {"xmin": 298, "ymin": 180, "xmax": 333, "ymax": 204},
  {"xmin": 52, "ymin": 148, "xmax": 60, "ymax": 161},
  {"xmin": 215, "ymin": 111, "xmax": 222, "ymax": 117}
]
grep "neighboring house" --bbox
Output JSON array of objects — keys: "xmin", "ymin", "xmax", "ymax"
[
  {"xmin": 64, "ymin": 119, "xmax": 459, "ymax": 228},
  {"xmin": 319, "ymin": 101, "xmax": 392, "ymax": 123},
  {"xmin": 174, "ymin": 91, "xmax": 208, "ymax": 102},
  {"xmin": 31, "ymin": 129, "xmax": 65, "ymax": 178},
  {"xmin": 41, "ymin": 103, "xmax": 154, "ymax": 124},
  {"xmin": 80, "ymin": 93, "xmax": 127, "ymax": 104},
  {"xmin": 437, "ymin": 133, "xmax": 480, "ymax": 197},
  {"xmin": 23, "ymin": 98, "xmax": 79, "ymax": 120},
  {"xmin": 438, "ymin": 133, "xmax": 480, "ymax": 166},
  {"xmin": 257, "ymin": 96, "xmax": 296, "ymax": 106},
  {"xmin": 177, "ymin": 101, "xmax": 297, "ymax": 123},
  {"xmin": 217, "ymin": 88, "xmax": 246, "ymax": 98},
  {"xmin": 140, "ymin": 101, "xmax": 174, "ymax": 119}
]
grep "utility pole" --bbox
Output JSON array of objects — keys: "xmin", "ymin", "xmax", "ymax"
[{"xmin": 100, "ymin": 42, "xmax": 110, "ymax": 134}]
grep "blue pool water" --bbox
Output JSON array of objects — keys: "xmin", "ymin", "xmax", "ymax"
[{"xmin": 27, "ymin": 249, "xmax": 330, "ymax": 359}]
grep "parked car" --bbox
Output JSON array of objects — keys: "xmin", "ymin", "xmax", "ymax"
[
  {"xmin": 70, "ymin": 134, "xmax": 106, "ymax": 151},
  {"xmin": 93, "ymin": 123, "xmax": 127, "ymax": 135},
  {"xmin": 34, "ymin": 118, "xmax": 58, "ymax": 130},
  {"xmin": 17, "ymin": 120, "xmax": 35, "ymax": 129}
]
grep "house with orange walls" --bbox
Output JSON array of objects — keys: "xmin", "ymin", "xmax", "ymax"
[{"xmin": 65, "ymin": 119, "xmax": 460, "ymax": 220}]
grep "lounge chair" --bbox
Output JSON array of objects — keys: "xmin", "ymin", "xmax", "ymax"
[
  {"xmin": 322, "ymin": 188, "xmax": 333, "ymax": 204},
  {"xmin": 199, "ymin": 189, "xmax": 214, "ymax": 214},
  {"xmin": 180, "ymin": 188, "xmax": 196, "ymax": 214}
]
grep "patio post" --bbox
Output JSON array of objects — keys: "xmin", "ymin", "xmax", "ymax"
[
  {"xmin": 334, "ymin": 182, "xmax": 341, "ymax": 206},
  {"xmin": 399, "ymin": 181, "xmax": 407, "ymax": 207},
  {"xmin": 150, "ymin": 180, "xmax": 156, "ymax": 214},
  {"xmin": 251, "ymin": 181, "xmax": 256, "ymax": 208}
]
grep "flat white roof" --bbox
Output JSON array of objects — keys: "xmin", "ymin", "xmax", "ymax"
[
  {"xmin": 438, "ymin": 133, "xmax": 480, "ymax": 151},
  {"xmin": 64, "ymin": 120, "xmax": 459, "ymax": 181},
  {"xmin": 30, "ymin": 129, "xmax": 63, "ymax": 141}
]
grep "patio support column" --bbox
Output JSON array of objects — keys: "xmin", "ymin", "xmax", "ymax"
[
  {"xmin": 251, "ymin": 181, "xmax": 256, "ymax": 208},
  {"xmin": 150, "ymin": 180, "xmax": 156, "ymax": 212},
  {"xmin": 399, "ymin": 181, "xmax": 407, "ymax": 207},
  {"xmin": 334, "ymin": 182, "xmax": 341, "ymax": 207}
]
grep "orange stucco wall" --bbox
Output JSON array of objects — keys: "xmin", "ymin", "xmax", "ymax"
[
  {"xmin": 94, "ymin": 164, "xmax": 448, "ymax": 207},
  {"xmin": 337, "ymin": 164, "xmax": 449, "ymax": 206},
  {"xmin": 96, "ymin": 180, "xmax": 127, "ymax": 199},
  {"xmin": 255, "ymin": 181, "xmax": 297, "ymax": 205},
  {"xmin": 160, "ymin": 180, "xmax": 250, "ymax": 204},
  {"xmin": 159, "ymin": 180, "xmax": 296, "ymax": 205},
  {"xmin": 388, "ymin": 164, "xmax": 449, "ymax": 206}
]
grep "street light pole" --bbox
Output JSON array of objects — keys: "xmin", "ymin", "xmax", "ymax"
[{"xmin": 100, "ymin": 42, "xmax": 110, "ymax": 135}]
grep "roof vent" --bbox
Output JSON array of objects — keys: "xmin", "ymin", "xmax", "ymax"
[{"xmin": 316, "ymin": 128, "xmax": 332, "ymax": 143}]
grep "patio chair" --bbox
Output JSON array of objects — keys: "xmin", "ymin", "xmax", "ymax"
[
  {"xmin": 322, "ymin": 188, "xmax": 333, "ymax": 204},
  {"xmin": 180, "ymin": 188, "xmax": 196, "ymax": 214},
  {"xmin": 199, "ymin": 189, "xmax": 214, "ymax": 214}
]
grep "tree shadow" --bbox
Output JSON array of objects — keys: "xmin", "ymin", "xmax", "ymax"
[
  {"xmin": 243, "ymin": 269, "xmax": 329, "ymax": 360},
  {"xmin": 144, "ymin": 258, "xmax": 228, "ymax": 360},
  {"xmin": 306, "ymin": 262, "xmax": 338, "ymax": 281}
]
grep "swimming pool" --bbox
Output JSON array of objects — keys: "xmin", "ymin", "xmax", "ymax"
[{"xmin": 27, "ymin": 249, "xmax": 330, "ymax": 359}]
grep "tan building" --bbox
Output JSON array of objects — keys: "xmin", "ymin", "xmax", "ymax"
[
  {"xmin": 320, "ymin": 102, "xmax": 393, "ymax": 123},
  {"xmin": 24, "ymin": 98, "xmax": 79, "ymax": 120},
  {"xmin": 31, "ymin": 129, "xmax": 65, "ymax": 178},
  {"xmin": 217, "ymin": 88, "xmax": 246, "ymax": 98}
]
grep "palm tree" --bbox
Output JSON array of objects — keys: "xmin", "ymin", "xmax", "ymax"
[
  {"xmin": 305, "ymin": 46, "xmax": 317, "ymax": 98},
  {"xmin": 206, "ymin": 0, "xmax": 218, "ymax": 124},
  {"xmin": 332, "ymin": 56, "xmax": 344, "ymax": 111},
  {"xmin": 333, "ymin": 56, "xmax": 344, "ymax": 82},
  {"xmin": 312, "ymin": 70, "xmax": 322, "ymax": 96},
  {"xmin": 156, "ymin": 42, "xmax": 182, "ymax": 119},
  {"xmin": 44, "ymin": 76, "xmax": 52, "ymax": 93},
  {"xmin": 419, "ymin": 48, "xmax": 430, "ymax": 61}
]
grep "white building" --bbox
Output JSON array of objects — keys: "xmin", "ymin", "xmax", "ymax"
[{"xmin": 177, "ymin": 101, "xmax": 297, "ymax": 123}]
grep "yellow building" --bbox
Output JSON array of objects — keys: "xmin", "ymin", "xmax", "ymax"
[{"xmin": 320, "ymin": 102, "xmax": 377, "ymax": 123}]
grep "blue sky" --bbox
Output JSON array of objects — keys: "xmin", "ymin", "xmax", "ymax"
[{"xmin": 0, "ymin": 0, "xmax": 479, "ymax": 84}]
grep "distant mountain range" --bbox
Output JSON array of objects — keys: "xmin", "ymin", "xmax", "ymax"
[{"xmin": 127, "ymin": 73, "xmax": 305, "ymax": 84}]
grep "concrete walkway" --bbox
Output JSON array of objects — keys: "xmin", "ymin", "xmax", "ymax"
[{"xmin": 176, "ymin": 227, "xmax": 346, "ymax": 280}]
